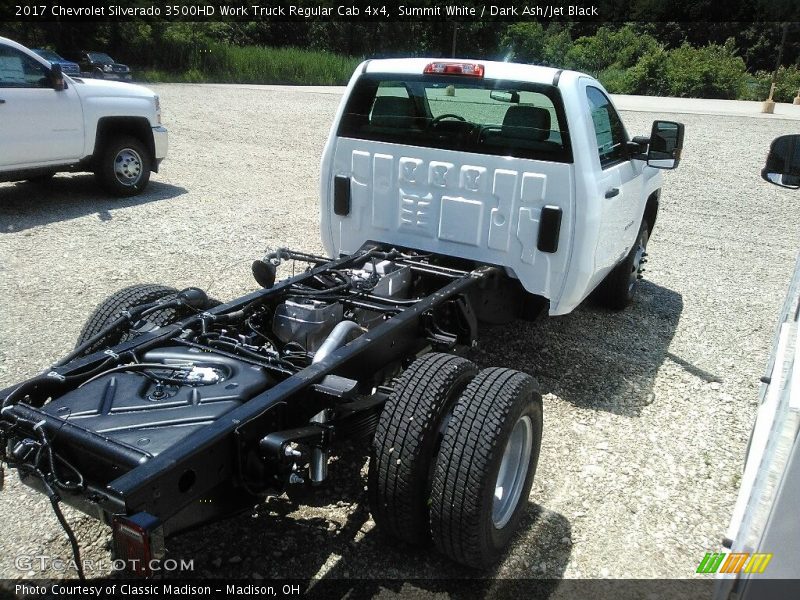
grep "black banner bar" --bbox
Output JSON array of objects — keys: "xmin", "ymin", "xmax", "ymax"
[
  {"xmin": 3, "ymin": 579, "xmax": 800, "ymax": 600},
  {"xmin": 1, "ymin": 0, "xmax": 799, "ymax": 23}
]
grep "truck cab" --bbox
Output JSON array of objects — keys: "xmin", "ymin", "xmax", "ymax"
[
  {"xmin": 321, "ymin": 58, "xmax": 683, "ymax": 315},
  {"xmin": 0, "ymin": 36, "xmax": 166, "ymax": 196}
]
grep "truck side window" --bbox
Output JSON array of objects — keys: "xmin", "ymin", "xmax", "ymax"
[
  {"xmin": 586, "ymin": 86, "xmax": 628, "ymax": 168},
  {"xmin": 0, "ymin": 45, "xmax": 50, "ymax": 88}
]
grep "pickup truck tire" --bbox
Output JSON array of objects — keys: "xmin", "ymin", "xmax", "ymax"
[
  {"xmin": 596, "ymin": 219, "xmax": 650, "ymax": 310},
  {"xmin": 76, "ymin": 284, "xmax": 184, "ymax": 353},
  {"xmin": 94, "ymin": 135, "xmax": 151, "ymax": 197},
  {"xmin": 430, "ymin": 367, "xmax": 542, "ymax": 568},
  {"xmin": 368, "ymin": 353, "xmax": 478, "ymax": 546}
]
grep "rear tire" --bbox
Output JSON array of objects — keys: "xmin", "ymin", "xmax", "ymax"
[
  {"xmin": 430, "ymin": 367, "xmax": 543, "ymax": 568},
  {"xmin": 94, "ymin": 135, "xmax": 151, "ymax": 197},
  {"xmin": 76, "ymin": 284, "xmax": 185, "ymax": 354},
  {"xmin": 368, "ymin": 353, "xmax": 478, "ymax": 546},
  {"xmin": 595, "ymin": 219, "xmax": 649, "ymax": 310}
]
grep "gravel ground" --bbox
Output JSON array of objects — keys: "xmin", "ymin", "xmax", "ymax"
[{"xmin": 1, "ymin": 84, "xmax": 799, "ymax": 588}]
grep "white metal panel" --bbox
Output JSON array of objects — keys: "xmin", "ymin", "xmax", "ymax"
[{"xmin": 326, "ymin": 137, "xmax": 574, "ymax": 305}]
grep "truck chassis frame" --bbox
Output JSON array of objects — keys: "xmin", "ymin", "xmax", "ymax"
[{"xmin": 1, "ymin": 242, "xmax": 506, "ymax": 572}]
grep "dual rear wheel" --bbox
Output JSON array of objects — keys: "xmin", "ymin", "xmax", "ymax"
[{"xmin": 369, "ymin": 353, "xmax": 543, "ymax": 568}]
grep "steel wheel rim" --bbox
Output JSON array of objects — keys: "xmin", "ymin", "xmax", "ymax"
[
  {"xmin": 113, "ymin": 148, "xmax": 143, "ymax": 186},
  {"xmin": 492, "ymin": 415, "xmax": 533, "ymax": 528}
]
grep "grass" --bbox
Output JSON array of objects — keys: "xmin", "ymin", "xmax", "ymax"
[{"xmin": 139, "ymin": 44, "xmax": 361, "ymax": 86}]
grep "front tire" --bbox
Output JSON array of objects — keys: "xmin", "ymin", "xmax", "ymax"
[
  {"xmin": 94, "ymin": 135, "xmax": 151, "ymax": 197},
  {"xmin": 595, "ymin": 219, "xmax": 649, "ymax": 310},
  {"xmin": 369, "ymin": 353, "xmax": 478, "ymax": 546},
  {"xmin": 430, "ymin": 367, "xmax": 543, "ymax": 568}
]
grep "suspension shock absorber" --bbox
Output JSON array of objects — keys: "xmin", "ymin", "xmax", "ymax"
[{"xmin": 309, "ymin": 409, "xmax": 331, "ymax": 485}]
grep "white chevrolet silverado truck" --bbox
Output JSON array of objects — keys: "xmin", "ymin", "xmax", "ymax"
[
  {"xmin": 0, "ymin": 59, "xmax": 683, "ymax": 577},
  {"xmin": 0, "ymin": 36, "xmax": 167, "ymax": 196},
  {"xmin": 321, "ymin": 58, "xmax": 683, "ymax": 315}
]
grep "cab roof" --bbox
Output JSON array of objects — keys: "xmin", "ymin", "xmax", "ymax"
[{"xmin": 362, "ymin": 58, "xmax": 585, "ymax": 88}]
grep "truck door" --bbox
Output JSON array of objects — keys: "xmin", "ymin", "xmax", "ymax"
[
  {"xmin": 582, "ymin": 83, "xmax": 644, "ymax": 272},
  {"xmin": 0, "ymin": 42, "xmax": 84, "ymax": 170}
]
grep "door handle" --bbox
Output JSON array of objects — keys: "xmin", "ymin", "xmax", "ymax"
[{"xmin": 605, "ymin": 187, "xmax": 619, "ymax": 198}]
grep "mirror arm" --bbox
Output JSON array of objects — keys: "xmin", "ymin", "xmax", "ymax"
[
  {"xmin": 50, "ymin": 64, "xmax": 66, "ymax": 91},
  {"xmin": 627, "ymin": 137, "xmax": 649, "ymax": 160}
]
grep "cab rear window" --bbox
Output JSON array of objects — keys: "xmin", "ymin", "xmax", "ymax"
[{"xmin": 338, "ymin": 73, "xmax": 572, "ymax": 163}]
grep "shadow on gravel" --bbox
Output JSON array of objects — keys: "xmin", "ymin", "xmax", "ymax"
[
  {"xmin": 0, "ymin": 176, "xmax": 187, "ymax": 233},
  {"xmin": 163, "ymin": 446, "xmax": 572, "ymax": 592},
  {"xmin": 469, "ymin": 280, "xmax": 684, "ymax": 417}
]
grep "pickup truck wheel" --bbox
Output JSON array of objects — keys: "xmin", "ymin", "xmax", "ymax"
[
  {"xmin": 95, "ymin": 135, "xmax": 151, "ymax": 197},
  {"xmin": 368, "ymin": 353, "xmax": 478, "ymax": 546},
  {"xmin": 596, "ymin": 219, "xmax": 649, "ymax": 310},
  {"xmin": 75, "ymin": 284, "xmax": 207, "ymax": 355},
  {"xmin": 430, "ymin": 367, "xmax": 543, "ymax": 568}
]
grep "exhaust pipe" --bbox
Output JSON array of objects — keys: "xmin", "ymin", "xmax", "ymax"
[
  {"xmin": 308, "ymin": 321, "xmax": 365, "ymax": 484},
  {"xmin": 312, "ymin": 320, "xmax": 365, "ymax": 364}
]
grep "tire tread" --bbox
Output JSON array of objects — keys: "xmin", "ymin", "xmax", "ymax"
[
  {"xmin": 369, "ymin": 352, "xmax": 478, "ymax": 545},
  {"xmin": 76, "ymin": 284, "xmax": 179, "ymax": 352},
  {"xmin": 430, "ymin": 367, "xmax": 540, "ymax": 567}
]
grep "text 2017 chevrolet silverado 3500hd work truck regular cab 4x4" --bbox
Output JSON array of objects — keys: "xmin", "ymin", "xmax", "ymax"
[
  {"xmin": 0, "ymin": 37, "xmax": 167, "ymax": 196},
  {"xmin": 0, "ymin": 59, "xmax": 683, "ymax": 575}
]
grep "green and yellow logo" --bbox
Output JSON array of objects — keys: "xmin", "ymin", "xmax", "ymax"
[{"xmin": 696, "ymin": 552, "xmax": 773, "ymax": 574}]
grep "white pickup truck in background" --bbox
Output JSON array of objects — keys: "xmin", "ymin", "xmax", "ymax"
[{"xmin": 0, "ymin": 36, "xmax": 167, "ymax": 196}]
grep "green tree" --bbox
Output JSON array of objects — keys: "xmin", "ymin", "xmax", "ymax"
[
  {"xmin": 500, "ymin": 22, "xmax": 573, "ymax": 67},
  {"xmin": 567, "ymin": 24, "xmax": 660, "ymax": 74},
  {"xmin": 628, "ymin": 39, "xmax": 748, "ymax": 99}
]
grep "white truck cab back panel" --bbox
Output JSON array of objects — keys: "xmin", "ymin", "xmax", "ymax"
[
  {"xmin": 326, "ymin": 138, "xmax": 574, "ymax": 304},
  {"xmin": 321, "ymin": 59, "xmax": 579, "ymax": 313}
]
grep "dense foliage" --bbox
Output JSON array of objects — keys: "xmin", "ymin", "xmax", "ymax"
[{"xmin": 0, "ymin": 21, "xmax": 797, "ymax": 99}]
